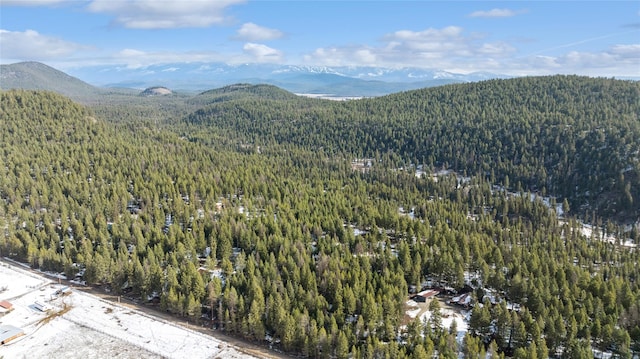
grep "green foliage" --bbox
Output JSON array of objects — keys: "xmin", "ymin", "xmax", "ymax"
[
  {"xmin": 182, "ymin": 75, "xmax": 640, "ymax": 223},
  {"xmin": 0, "ymin": 62, "xmax": 103, "ymax": 101},
  {"xmin": 189, "ymin": 83, "xmax": 300, "ymax": 106},
  {"xmin": 1, "ymin": 78, "xmax": 639, "ymax": 358}
]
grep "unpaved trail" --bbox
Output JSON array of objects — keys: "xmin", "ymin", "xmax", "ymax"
[{"xmin": 0, "ymin": 257, "xmax": 293, "ymax": 359}]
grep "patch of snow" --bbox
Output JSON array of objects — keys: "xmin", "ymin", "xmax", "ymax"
[
  {"xmin": 405, "ymin": 307, "xmax": 421, "ymax": 319},
  {"xmin": 353, "ymin": 228, "xmax": 367, "ymax": 236},
  {"xmin": 419, "ymin": 304, "xmax": 468, "ymax": 344},
  {"xmin": 295, "ymin": 93, "xmax": 364, "ymax": 101},
  {"xmin": 399, "ymin": 207, "xmax": 416, "ymax": 220},
  {"xmin": 405, "ymin": 300, "xmax": 419, "ymax": 307},
  {"xmin": 593, "ymin": 349, "xmax": 613, "ymax": 359},
  {"xmin": 0, "ymin": 261, "xmax": 258, "ymax": 359}
]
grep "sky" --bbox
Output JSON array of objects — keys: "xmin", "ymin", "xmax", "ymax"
[{"xmin": 1, "ymin": 0, "xmax": 639, "ymax": 77}]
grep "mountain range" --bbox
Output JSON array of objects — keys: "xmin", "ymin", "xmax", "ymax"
[
  {"xmin": 1, "ymin": 61, "xmax": 510, "ymax": 98},
  {"xmin": 72, "ymin": 62, "xmax": 512, "ymax": 96}
]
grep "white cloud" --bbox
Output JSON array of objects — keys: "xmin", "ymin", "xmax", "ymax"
[
  {"xmin": 242, "ymin": 43, "xmax": 283, "ymax": 63},
  {"xmin": 384, "ymin": 26, "xmax": 471, "ymax": 54},
  {"xmin": 468, "ymin": 8, "xmax": 525, "ymax": 18},
  {"xmin": 354, "ymin": 48, "xmax": 377, "ymax": 64},
  {"xmin": 0, "ymin": 29, "xmax": 90, "ymax": 60},
  {"xmin": 556, "ymin": 46, "xmax": 639, "ymax": 74},
  {"xmin": 1, "ymin": 0, "xmax": 76, "ymax": 6},
  {"xmin": 301, "ymin": 25, "xmax": 640, "ymax": 77},
  {"xmin": 609, "ymin": 44, "xmax": 640, "ymax": 58},
  {"xmin": 504, "ymin": 43, "xmax": 640, "ymax": 77},
  {"xmin": 118, "ymin": 48, "xmax": 146, "ymax": 57},
  {"xmin": 110, "ymin": 48, "xmax": 227, "ymax": 68},
  {"xmin": 388, "ymin": 26, "xmax": 463, "ymax": 42},
  {"xmin": 304, "ymin": 47, "xmax": 360, "ymax": 67},
  {"xmin": 305, "ymin": 26, "xmax": 515, "ymax": 69},
  {"xmin": 478, "ymin": 42, "xmax": 514, "ymax": 55},
  {"xmin": 235, "ymin": 23, "xmax": 283, "ymax": 41},
  {"xmin": 86, "ymin": 0, "xmax": 245, "ymax": 29}
]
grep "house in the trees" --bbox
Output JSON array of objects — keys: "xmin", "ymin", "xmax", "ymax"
[
  {"xmin": 33, "ymin": 301, "xmax": 52, "ymax": 312},
  {"xmin": 449, "ymin": 293, "xmax": 473, "ymax": 308},
  {"xmin": 0, "ymin": 300, "xmax": 14, "ymax": 316},
  {"xmin": 0, "ymin": 325, "xmax": 24, "ymax": 345},
  {"xmin": 412, "ymin": 289, "xmax": 440, "ymax": 303}
]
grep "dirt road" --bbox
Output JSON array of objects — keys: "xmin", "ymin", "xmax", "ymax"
[{"xmin": 0, "ymin": 257, "xmax": 294, "ymax": 359}]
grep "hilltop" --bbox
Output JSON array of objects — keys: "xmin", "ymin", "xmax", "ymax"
[
  {"xmin": 188, "ymin": 83, "xmax": 301, "ymax": 106},
  {"xmin": 140, "ymin": 86, "xmax": 173, "ymax": 96},
  {"xmin": 0, "ymin": 61, "xmax": 103, "ymax": 101}
]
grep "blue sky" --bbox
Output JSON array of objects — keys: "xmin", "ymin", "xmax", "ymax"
[{"xmin": 1, "ymin": 0, "xmax": 639, "ymax": 77}]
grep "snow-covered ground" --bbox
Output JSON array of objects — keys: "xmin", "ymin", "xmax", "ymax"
[
  {"xmin": 295, "ymin": 93, "xmax": 364, "ymax": 101},
  {"xmin": 420, "ymin": 306, "xmax": 469, "ymax": 344},
  {"xmin": 0, "ymin": 261, "xmax": 257, "ymax": 359},
  {"xmin": 404, "ymin": 297, "xmax": 469, "ymax": 345},
  {"xmin": 576, "ymin": 223, "xmax": 637, "ymax": 248},
  {"xmin": 404, "ymin": 300, "xmax": 421, "ymax": 319}
]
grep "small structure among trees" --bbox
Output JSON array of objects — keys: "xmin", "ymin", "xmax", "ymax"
[
  {"xmin": 0, "ymin": 300, "xmax": 14, "ymax": 316},
  {"xmin": 412, "ymin": 289, "xmax": 440, "ymax": 303},
  {"xmin": 0, "ymin": 325, "xmax": 24, "ymax": 345}
]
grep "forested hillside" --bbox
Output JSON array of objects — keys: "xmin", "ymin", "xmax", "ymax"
[
  {"xmin": 182, "ymin": 76, "xmax": 640, "ymax": 224},
  {"xmin": 0, "ymin": 61, "xmax": 104, "ymax": 100},
  {"xmin": 1, "ymin": 78, "xmax": 639, "ymax": 358}
]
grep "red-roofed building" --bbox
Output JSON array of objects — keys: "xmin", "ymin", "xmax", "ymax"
[{"xmin": 0, "ymin": 301, "xmax": 13, "ymax": 315}]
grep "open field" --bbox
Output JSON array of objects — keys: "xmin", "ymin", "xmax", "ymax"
[{"xmin": 0, "ymin": 261, "xmax": 258, "ymax": 359}]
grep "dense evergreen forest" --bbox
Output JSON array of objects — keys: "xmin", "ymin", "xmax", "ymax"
[
  {"xmin": 1, "ymin": 75, "xmax": 639, "ymax": 358},
  {"xmin": 181, "ymin": 77, "xmax": 640, "ymax": 224}
]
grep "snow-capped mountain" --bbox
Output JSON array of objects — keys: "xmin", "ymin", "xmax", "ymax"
[{"xmin": 65, "ymin": 63, "xmax": 511, "ymax": 96}]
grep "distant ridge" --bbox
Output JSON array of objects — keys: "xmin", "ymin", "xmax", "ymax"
[
  {"xmin": 0, "ymin": 61, "xmax": 102, "ymax": 100},
  {"xmin": 188, "ymin": 83, "xmax": 299, "ymax": 106},
  {"xmin": 140, "ymin": 86, "xmax": 173, "ymax": 96},
  {"xmin": 68, "ymin": 62, "xmax": 510, "ymax": 96},
  {"xmin": 1, "ymin": 61, "xmax": 515, "ymax": 98}
]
